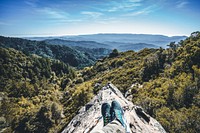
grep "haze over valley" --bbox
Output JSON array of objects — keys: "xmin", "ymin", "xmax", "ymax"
[{"xmin": 26, "ymin": 33, "xmax": 187, "ymax": 51}]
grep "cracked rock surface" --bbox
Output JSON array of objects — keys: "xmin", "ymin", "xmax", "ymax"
[{"xmin": 62, "ymin": 83, "xmax": 166, "ymax": 133}]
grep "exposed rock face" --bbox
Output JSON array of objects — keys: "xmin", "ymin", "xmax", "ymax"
[{"xmin": 62, "ymin": 83, "xmax": 166, "ymax": 133}]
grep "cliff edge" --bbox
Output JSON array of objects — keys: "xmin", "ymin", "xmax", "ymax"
[{"xmin": 62, "ymin": 83, "xmax": 166, "ymax": 133}]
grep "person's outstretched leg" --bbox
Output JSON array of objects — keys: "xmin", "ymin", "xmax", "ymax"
[
  {"xmin": 101, "ymin": 103, "xmax": 111, "ymax": 126},
  {"xmin": 110, "ymin": 100, "xmax": 125, "ymax": 127}
]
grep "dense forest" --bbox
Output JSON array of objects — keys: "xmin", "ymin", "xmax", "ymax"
[
  {"xmin": 0, "ymin": 36, "xmax": 111, "ymax": 68},
  {"xmin": 0, "ymin": 47, "xmax": 77, "ymax": 132},
  {"xmin": 0, "ymin": 32, "xmax": 200, "ymax": 133},
  {"xmin": 80, "ymin": 31, "xmax": 200, "ymax": 133}
]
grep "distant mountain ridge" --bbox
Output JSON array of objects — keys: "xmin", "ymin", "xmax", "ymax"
[
  {"xmin": 26, "ymin": 33, "xmax": 187, "ymax": 51},
  {"xmin": 61, "ymin": 33, "xmax": 186, "ymax": 47},
  {"xmin": 45, "ymin": 39, "xmax": 111, "ymax": 49},
  {"xmin": 26, "ymin": 33, "xmax": 186, "ymax": 43}
]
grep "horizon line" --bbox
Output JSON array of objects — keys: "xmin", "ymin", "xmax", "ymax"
[{"xmin": 1, "ymin": 32, "xmax": 189, "ymax": 38}]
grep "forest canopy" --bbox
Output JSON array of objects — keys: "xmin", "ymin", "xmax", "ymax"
[{"xmin": 0, "ymin": 31, "xmax": 200, "ymax": 133}]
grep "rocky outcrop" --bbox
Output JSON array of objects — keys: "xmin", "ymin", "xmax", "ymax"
[{"xmin": 62, "ymin": 83, "xmax": 166, "ymax": 133}]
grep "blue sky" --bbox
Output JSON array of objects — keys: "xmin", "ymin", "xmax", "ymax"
[{"xmin": 0, "ymin": 0, "xmax": 200, "ymax": 36}]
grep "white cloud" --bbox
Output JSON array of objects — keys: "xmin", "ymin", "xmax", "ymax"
[
  {"xmin": 108, "ymin": 3, "xmax": 141, "ymax": 12},
  {"xmin": 24, "ymin": 0, "xmax": 38, "ymax": 7},
  {"xmin": 128, "ymin": 0, "xmax": 142, "ymax": 2},
  {"xmin": 95, "ymin": 17, "xmax": 121, "ymax": 24},
  {"xmin": 176, "ymin": 1, "xmax": 189, "ymax": 8},
  {"xmin": 0, "ymin": 21, "xmax": 11, "ymax": 26},
  {"xmin": 50, "ymin": 19, "xmax": 83, "ymax": 24},
  {"xmin": 124, "ymin": 5, "xmax": 158, "ymax": 16},
  {"xmin": 81, "ymin": 11, "xmax": 103, "ymax": 18},
  {"xmin": 107, "ymin": 0, "xmax": 142, "ymax": 12},
  {"xmin": 36, "ymin": 7, "xmax": 69, "ymax": 19},
  {"xmin": 34, "ymin": 8, "xmax": 84, "ymax": 25}
]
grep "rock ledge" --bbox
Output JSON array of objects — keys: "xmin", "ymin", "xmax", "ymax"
[{"xmin": 62, "ymin": 83, "xmax": 166, "ymax": 133}]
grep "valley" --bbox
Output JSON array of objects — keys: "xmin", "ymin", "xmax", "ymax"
[{"xmin": 0, "ymin": 32, "xmax": 199, "ymax": 133}]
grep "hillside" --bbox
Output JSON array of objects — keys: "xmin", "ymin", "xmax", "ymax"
[
  {"xmin": 45, "ymin": 39, "xmax": 112, "ymax": 59},
  {"xmin": 0, "ymin": 32, "xmax": 199, "ymax": 133},
  {"xmin": 73, "ymin": 46, "xmax": 111, "ymax": 59},
  {"xmin": 118, "ymin": 43, "xmax": 159, "ymax": 51},
  {"xmin": 0, "ymin": 47, "xmax": 77, "ymax": 132},
  {"xmin": 45, "ymin": 39, "xmax": 111, "ymax": 49},
  {"xmin": 45, "ymin": 39, "xmax": 159, "ymax": 52},
  {"xmin": 0, "ymin": 36, "xmax": 111, "ymax": 68},
  {"xmin": 78, "ymin": 31, "xmax": 200, "ymax": 132}
]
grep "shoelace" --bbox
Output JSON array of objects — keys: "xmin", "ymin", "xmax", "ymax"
[{"xmin": 103, "ymin": 113, "xmax": 110, "ymax": 125}]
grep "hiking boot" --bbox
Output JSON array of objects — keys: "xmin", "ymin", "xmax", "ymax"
[
  {"xmin": 101, "ymin": 103, "xmax": 111, "ymax": 126},
  {"xmin": 110, "ymin": 100, "xmax": 125, "ymax": 127}
]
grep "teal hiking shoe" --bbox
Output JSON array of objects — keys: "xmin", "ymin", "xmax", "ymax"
[
  {"xmin": 101, "ymin": 103, "xmax": 111, "ymax": 126},
  {"xmin": 110, "ymin": 101, "xmax": 125, "ymax": 127}
]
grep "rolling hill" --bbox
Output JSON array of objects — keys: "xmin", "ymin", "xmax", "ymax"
[
  {"xmin": 0, "ymin": 32, "xmax": 199, "ymax": 133},
  {"xmin": 45, "ymin": 39, "xmax": 111, "ymax": 49},
  {"xmin": 0, "ymin": 36, "xmax": 111, "ymax": 68}
]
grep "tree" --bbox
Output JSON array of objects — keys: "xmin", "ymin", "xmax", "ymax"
[
  {"xmin": 109, "ymin": 49, "xmax": 119, "ymax": 58},
  {"xmin": 167, "ymin": 42, "xmax": 177, "ymax": 50},
  {"xmin": 51, "ymin": 102, "xmax": 62, "ymax": 124}
]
